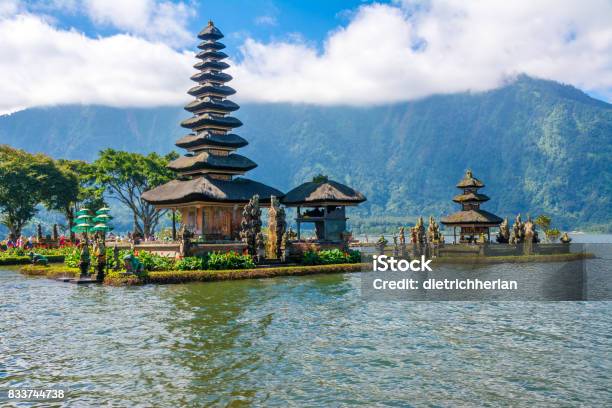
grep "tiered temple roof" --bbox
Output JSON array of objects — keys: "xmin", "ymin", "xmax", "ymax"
[
  {"xmin": 441, "ymin": 170, "xmax": 502, "ymax": 226},
  {"xmin": 281, "ymin": 179, "xmax": 366, "ymax": 206},
  {"xmin": 142, "ymin": 21, "xmax": 282, "ymax": 206}
]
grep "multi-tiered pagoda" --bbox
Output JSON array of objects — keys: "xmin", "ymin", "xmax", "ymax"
[
  {"xmin": 441, "ymin": 169, "xmax": 502, "ymax": 243},
  {"xmin": 142, "ymin": 21, "xmax": 282, "ymax": 241}
]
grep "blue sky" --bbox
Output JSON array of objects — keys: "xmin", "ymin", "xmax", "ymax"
[
  {"xmin": 33, "ymin": 0, "xmax": 383, "ymax": 55},
  {"xmin": 1, "ymin": 0, "xmax": 611, "ymax": 113}
]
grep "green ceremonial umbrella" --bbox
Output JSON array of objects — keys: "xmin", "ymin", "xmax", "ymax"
[
  {"xmin": 93, "ymin": 214, "xmax": 113, "ymax": 223},
  {"xmin": 71, "ymin": 223, "xmax": 93, "ymax": 233},
  {"xmin": 76, "ymin": 208, "xmax": 91, "ymax": 216},
  {"xmin": 76, "ymin": 214, "xmax": 93, "ymax": 221},
  {"xmin": 96, "ymin": 207, "xmax": 111, "ymax": 214},
  {"xmin": 91, "ymin": 223, "xmax": 113, "ymax": 232}
]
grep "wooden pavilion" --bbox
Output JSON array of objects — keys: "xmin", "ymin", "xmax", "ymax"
[
  {"xmin": 281, "ymin": 177, "xmax": 366, "ymax": 242},
  {"xmin": 142, "ymin": 22, "xmax": 282, "ymax": 241},
  {"xmin": 440, "ymin": 170, "xmax": 502, "ymax": 243}
]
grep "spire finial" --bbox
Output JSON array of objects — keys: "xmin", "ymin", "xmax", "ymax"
[
  {"xmin": 466, "ymin": 168, "xmax": 473, "ymax": 178},
  {"xmin": 208, "ymin": 20, "xmax": 214, "ymax": 27}
]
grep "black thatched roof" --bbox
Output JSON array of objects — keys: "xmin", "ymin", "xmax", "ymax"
[
  {"xmin": 190, "ymin": 70, "xmax": 232, "ymax": 83},
  {"xmin": 198, "ymin": 40, "xmax": 225, "ymax": 51},
  {"xmin": 185, "ymin": 97, "xmax": 239, "ymax": 113},
  {"xmin": 181, "ymin": 113, "xmax": 242, "ymax": 130},
  {"xmin": 195, "ymin": 50, "xmax": 228, "ymax": 60},
  {"xmin": 168, "ymin": 152, "xmax": 256, "ymax": 173},
  {"xmin": 175, "ymin": 133, "xmax": 248, "ymax": 149},
  {"xmin": 452, "ymin": 192, "xmax": 490, "ymax": 203},
  {"xmin": 281, "ymin": 179, "xmax": 366, "ymax": 206},
  {"xmin": 188, "ymin": 84, "xmax": 236, "ymax": 98},
  {"xmin": 441, "ymin": 209, "xmax": 502, "ymax": 226},
  {"xmin": 456, "ymin": 169, "xmax": 485, "ymax": 188},
  {"xmin": 141, "ymin": 176, "xmax": 283, "ymax": 205},
  {"xmin": 194, "ymin": 58, "xmax": 230, "ymax": 69},
  {"xmin": 198, "ymin": 22, "xmax": 224, "ymax": 41}
]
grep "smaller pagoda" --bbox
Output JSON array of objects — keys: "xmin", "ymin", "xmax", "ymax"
[
  {"xmin": 441, "ymin": 169, "xmax": 502, "ymax": 243},
  {"xmin": 281, "ymin": 176, "xmax": 366, "ymax": 242}
]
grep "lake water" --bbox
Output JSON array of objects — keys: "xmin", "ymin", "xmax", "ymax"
[{"xmin": 1, "ymin": 236, "xmax": 611, "ymax": 406}]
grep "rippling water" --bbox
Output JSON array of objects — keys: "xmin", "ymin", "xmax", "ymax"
[{"xmin": 1, "ymin": 265, "xmax": 611, "ymax": 407}]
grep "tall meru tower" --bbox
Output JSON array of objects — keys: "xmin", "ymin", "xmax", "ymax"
[{"xmin": 142, "ymin": 21, "xmax": 283, "ymax": 240}]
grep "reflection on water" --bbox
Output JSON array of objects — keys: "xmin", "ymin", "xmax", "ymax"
[{"xmin": 1, "ymin": 265, "xmax": 611, "ymax": 406}]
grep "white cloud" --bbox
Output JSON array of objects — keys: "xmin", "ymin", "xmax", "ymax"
[
  {"xmin": 0, "ymin": 13, "xmax": 192, "ymax": 114},
  {"xmin": 0, "ymin": 0, "xmax": 21, "ymax": 17},
  {"xmin": 83, "ymin": 0, "xmax": 194, "ymax": 46},
  {"xmin": 254, "ymin": 15, "xmax": 277, "ymax": 27},
  {"xmin": 231, "ymin": 0, "xmax": 612, "ymax": 104}
]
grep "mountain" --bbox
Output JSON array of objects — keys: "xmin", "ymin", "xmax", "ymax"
[{"xmin": 1, "ymin": 75, "xmax": 611, "ymax": 232}]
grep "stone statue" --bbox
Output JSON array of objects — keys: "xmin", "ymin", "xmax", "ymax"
[
  {"xmin": 267, "ymin": 196, "xmax": 287, "ymax": 259},
  {"xmin": 510, "ymin": 214, "xmax": 524, "ymax": 244},
  {"xmin": 524, "ymin": 217, "xmax": 535, "ymax": 255},
  {"xmin": 560, "ymin": 232, "xmax": 572, "ymax": 244},
  {"xmin": 281, "ymin": 231, "xmax": 290, "ymax": 262},
  {"xmin": 376, "ymin": 235, "xmax": 388, "ymax": 255},
  {"xmin": 427, "ymin": 216, "xmax": 441, "ymax": 243},
  {"xmin": 179, "ymin": 225, "xmax": 192, "ymax": 258},
  {"xmin": 399, "ymin": 227, "xmax": 407, "ymax": 257},
  {"xmin": 411, "ymin": 217, "xmax": 426, "ymax": 245},
  {"xmin": 392, "ymin": 236, "xmax": 399, "ymax": 257},
  {"xmin": 240, "ymin": 195, "xmax": 262, "ymax": 256},
  {"xmin": 78, "ymin": 242, "xmax": 90, "ymax": 278},
  {"xmin": 255, "ymin": 232, "xmax": 266, "ymax": 263},
  {"xmin": 497, "ymin": 218, "xmax": 510, "ymax": 244}
]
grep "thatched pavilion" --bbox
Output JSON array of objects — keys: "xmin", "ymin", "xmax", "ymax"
[
  {"xmin": 441, "ymin": 169, "xmax": 502, "ymax": 243},
  {"xmin": 281, "ymin": 177, "xmax": 366, "ymax": 242},
  {"xmin": 142, "ymin": 22, "xmax": 282, "ymax": 241}
]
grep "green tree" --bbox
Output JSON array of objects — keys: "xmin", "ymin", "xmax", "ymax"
[
  {"xmin": 0, "ymin": 145, "xmax": 76, "ymax": 239},
  {"xmin": 92, "ymin": 149, "xmax": 177, "ymax": 237}
]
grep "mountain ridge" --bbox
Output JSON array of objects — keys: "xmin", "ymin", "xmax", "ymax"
[{"xmin": 1, "ymin": 76, "xmax": 611, "ymax": 232}]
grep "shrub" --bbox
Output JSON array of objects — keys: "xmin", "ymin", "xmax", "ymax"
[
  {"xmin": 207, "ymin": 251, "xmax": 255, "ymax": 270},
  {"xmin": 137, "ymin": 251, "xmax": 176, "ymax": 271},
  {"xmin": 175, "ymin": 256, "xmax": 207, "ymax": 271},
  {"xmin": 301, "ymin": 249, "xmax": 362, "ymax": 265}
]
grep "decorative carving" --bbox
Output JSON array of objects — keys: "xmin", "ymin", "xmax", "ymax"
[
  {"xmin": 427, "ymin": 216, "xmax": 442, "ymax": 243},
  {"xmin": 376, "ymin": 235, "xmax": 388, "ymax": 255},
  {"xmin": 560, "ymin": 232, "xmax": 572, "ymax": 244},
  {"xmin": 256, "ymin": 232, "xmax": 266, "ymax": 263},
  {"xmin": 179, "ymin": 225, "xmax": 192, "ymax": 258},
  {"xmin": 412, "ymin": 216, "xmax": 426, "ymax": 245},
  {"xmin": 240, "ymin": 195, "xmax": 262, "ymax": 256},
  {"xmin": 281, "ymin": 231, "xmax": 290, "ymax": 262},
  {"xmin": 496, "ymin": 218, "xmax": 510, "ymax": 243},
  {"xmin": 266, "ymin": 196, "xmax": 287, "ymax": 259},
  {"xmin": 392, "ymin": 236, "xmax": 399, "ymax": 257}
]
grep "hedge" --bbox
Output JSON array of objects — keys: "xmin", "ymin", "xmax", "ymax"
[
  {"xmin": 146, "ymin": 263, "xmax": 366, "ymax": 284},
  {"xmin": 0, "ymin": 255, "xmax": 65, "ymax": 265}
]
